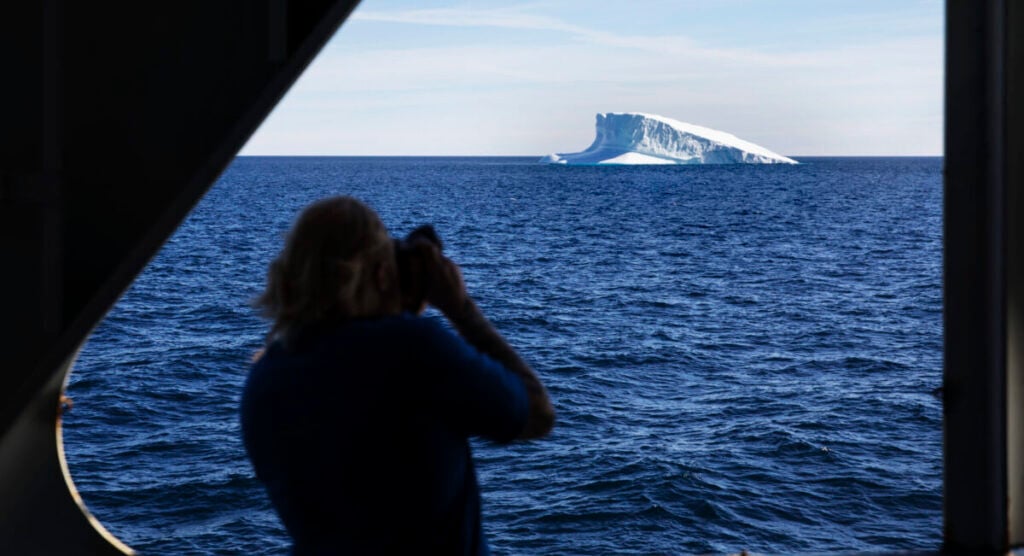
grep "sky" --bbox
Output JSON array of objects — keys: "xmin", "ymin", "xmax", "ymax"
[{"xmin": 240, "ymin": 0, "xmax": 943, "ymax": 157}]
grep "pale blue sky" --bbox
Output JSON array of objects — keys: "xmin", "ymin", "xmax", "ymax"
[{"xmin": 241, "ymin": 0, "xmax": 943, "ymax": 156}]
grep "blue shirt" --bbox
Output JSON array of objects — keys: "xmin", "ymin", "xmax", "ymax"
[{"xmin": 240, "ymin": 313, "xmax": 529, "ymax": 555}]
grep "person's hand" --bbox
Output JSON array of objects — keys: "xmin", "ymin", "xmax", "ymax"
[{"xmin": 426, "ymin": 249, "xmax": 468, "ymax": 317}]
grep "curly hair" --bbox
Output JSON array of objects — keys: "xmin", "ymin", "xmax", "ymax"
[{"xmin": 255, "ymin": 196, "xmax": 396, "ymax": 344}]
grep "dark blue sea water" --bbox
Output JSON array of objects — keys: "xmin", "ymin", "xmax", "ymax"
[{"xmin": 63, "ymin": 156, "xmax": 943, "ymax": 555}]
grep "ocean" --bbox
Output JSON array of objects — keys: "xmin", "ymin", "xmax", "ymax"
[{"xmin": 63, "ymin": 156, "xmax": 943, "ymax": 554}]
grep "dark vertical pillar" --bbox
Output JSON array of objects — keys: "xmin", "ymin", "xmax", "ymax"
[
  {"xmin": 943, "ymin": 0, "xmax": 1021, "ymax": 551},
  {"xmin": 1005, "ymin": 0, "xmax": 1024, "ymax": 547}
]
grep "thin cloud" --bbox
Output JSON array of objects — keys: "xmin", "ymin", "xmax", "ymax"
[
  {"xmin": 245, "ymin": 2, "xmax": 942, "ymax": 155},
  {"xmin": 351, "ymin": 2, "xmax": 941, "ymax": 69},
  {"xmin": 350, "ymin": 6, "xmax": 820, "ymax": 67},
  {"xmin": 352, "ymin": 6, "xmax": 586, "ymax": 34}
]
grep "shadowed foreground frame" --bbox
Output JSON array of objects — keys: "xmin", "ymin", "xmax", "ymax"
[{"xmin": 0, "ymin": 0, "xmax": 1020, "ymax": 553}]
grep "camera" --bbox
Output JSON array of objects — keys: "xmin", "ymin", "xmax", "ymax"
[{"xmin": 394, "ymin": 225, "xmax": 443, "ymax": 313}]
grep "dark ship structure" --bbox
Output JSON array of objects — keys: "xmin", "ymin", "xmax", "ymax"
[{"xmin": 0, "ymin": 1, "xmax": 1021, "ymax": 553}]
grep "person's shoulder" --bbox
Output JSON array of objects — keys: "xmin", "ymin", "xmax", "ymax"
[
  {"xmin": 242, "ymin": 341, "xmax": 285, "ymax": 410},
  {"xmin": 302, "ymin": 315, "xmax": 415, "ymax": 342},
  {"xmin": 246, "ymin": 340, "xmax": 288, "ymax": 383},
  {"xmin": 370, "ymin": 312, "xmax": 448, "ymax": 335},
  {"xmin": 297, "ymin": 314, "xmax": 457, "ymax": 354},
  {"xmin": 373, "ymin": 313, "xmax": 468, "ymax": 353}
]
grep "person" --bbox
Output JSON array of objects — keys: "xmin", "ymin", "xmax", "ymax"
[{"xmin": 240, "ymin": 196, "xmax": 554, "ymax": 555}]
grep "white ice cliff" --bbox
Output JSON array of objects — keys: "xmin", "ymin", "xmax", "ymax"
[{"xmin": 541, "ymin": 113, "xmax": 797, "ymax": 165}]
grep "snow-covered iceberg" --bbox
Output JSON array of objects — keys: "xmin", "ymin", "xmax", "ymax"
[{"xmin": 542, "ymin": 113, "xmax": 797, "ymax": 165}]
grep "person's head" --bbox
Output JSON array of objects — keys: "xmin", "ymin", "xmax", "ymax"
[{"xmin": 256, "ymin": 196, "xmax": 400, "ymax": 343}]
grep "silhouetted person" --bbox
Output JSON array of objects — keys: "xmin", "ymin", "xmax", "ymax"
[{"xmin": 241, "ymin": 196, "xmax": 554, "ymax": 555}]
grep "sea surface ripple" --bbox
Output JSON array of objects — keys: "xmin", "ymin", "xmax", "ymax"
[{"xmin": 64, "ymin": 156, "xmax": 943, "ymax": 554}]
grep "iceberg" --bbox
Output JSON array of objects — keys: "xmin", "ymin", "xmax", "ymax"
[{"xmin": 542, "ymin": 112, "xmax": 797, "ymax": 165}]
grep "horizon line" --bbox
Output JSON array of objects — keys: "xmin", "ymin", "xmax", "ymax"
[{"xmin": 235, "ymin": 153, "xmax": 944, "ymax": 158}]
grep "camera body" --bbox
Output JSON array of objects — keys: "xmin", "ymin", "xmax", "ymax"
[{"xmin": 394, "ymin": 225, "xmax": 443, "ymax": 313}]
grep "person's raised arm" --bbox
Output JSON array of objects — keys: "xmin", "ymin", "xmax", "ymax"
[{"xmin": 426, "ymin": 253, "xmax": 555, "ymax": 440}]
